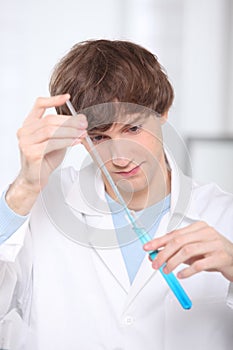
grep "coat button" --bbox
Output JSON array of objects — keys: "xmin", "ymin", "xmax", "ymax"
[{"xmin": 123, "ymin": 315, "xmax": 134, "ymax": 326}]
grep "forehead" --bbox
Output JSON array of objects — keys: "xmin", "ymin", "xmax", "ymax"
[{"xmin": 115, "ymin": 112, "xmax": 147, "ymax": 124}]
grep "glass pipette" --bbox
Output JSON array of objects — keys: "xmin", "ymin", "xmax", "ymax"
[{"xmin": 66, "ymin": 100, "xmax": 192, "ymax": 310}]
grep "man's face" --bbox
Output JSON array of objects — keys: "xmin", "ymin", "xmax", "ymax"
[{"xmin": 84, "ymin": 113, "xmax": 168, "ymax": 204}]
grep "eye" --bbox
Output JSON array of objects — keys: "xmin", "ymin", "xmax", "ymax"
[
  {"xmin": 89, "ymin": 134, "xmax": 108, "ymax": 144},
  {"xmin": 127, "ymin": 125, "xmax": 142, "ymax": 134}
]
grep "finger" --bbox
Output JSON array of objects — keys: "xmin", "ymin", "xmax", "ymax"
[
  {"xmin": 144, "ymin": 221, "xmax": 208, "ymax": 251},
  {"xmin": 161, "ymin": 241, "xmax": 218, "ymax": 274},
  {"xmin": 25, "ymin": 94, "xmax": 70, "ymax": 121},
  {"xmin": 177, "ymin": 256, "xmax": 218, "ymax": 279},
  {"xmin": 44, "ymin": 138, "xmax": 86, "ymax": 153},
  {"xmin": 22, "ymin": 115, "xmax": 72, "ymax": 130},
  {"xmin": 29, "ymin": 138, "xmax": 84, "ymax": 160},
  {"xmin": 151, "ymin": 227, "xmax": 217, "ymax": 270},
  {"xmin": 23, "ymin": 127, "xmax": 87, "ymax": 145},
  {"xmin": 19, "ymin": 114, "xmax": 88, "ymax": 139},
  {"xmin": 20, "ymin": 123, "xmax": 87, "ymax": 145}
]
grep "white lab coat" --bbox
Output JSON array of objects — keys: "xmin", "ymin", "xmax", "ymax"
[{"xmin": 0, "ymin": 154, "xmax": 233, "ymax": 350}]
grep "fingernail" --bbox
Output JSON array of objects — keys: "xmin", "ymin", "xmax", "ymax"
[
  {"xmin": 78, "ymin": 114, "xmax": 87, "ymax": 122},
  {"xmin": 79, "ymin": 121, "xmax": 87, "ymax": 128},
  {"xmin": 152, "ymin": 260, "xmax": 159, "ymax": 269},
  {"xmin": 177, "ymin": 271, "xmax": 183, "ymax": 279},
  {"xmin": 78, "ymin": 116, "xmax": 88, "ymax": 128},
  {"xmin": 143, "ymin": 243, "xmax": 150, "ymax": 250},
  {"xmin": 79, "ymin": 114, "xmax": 86, "ymax": 120}
]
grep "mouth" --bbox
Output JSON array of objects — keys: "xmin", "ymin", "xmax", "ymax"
[{"xmin": 113, "ymin": 164, "xmax": 142, "ymax": 178}]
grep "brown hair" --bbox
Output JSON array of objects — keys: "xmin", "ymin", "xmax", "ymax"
[{"xmin": 49, "ymin": 39, "xmax": 174, "ymax": 122}]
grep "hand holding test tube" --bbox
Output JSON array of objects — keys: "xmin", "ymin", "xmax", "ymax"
[
  {"xmin": 133, "ymin": 224, "xmax": 192, "ymax": 310},
  {"xmin": 66, "ymin": 100, "xmax": 192, "ymax": 310}
]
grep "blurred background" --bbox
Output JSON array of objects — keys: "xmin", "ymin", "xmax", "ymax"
[{"xmin": 0, "ymin": 0, "xmax": 233, "ymax": 193}]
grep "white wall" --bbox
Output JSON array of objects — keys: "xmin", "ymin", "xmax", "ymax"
[
  {"xmin": 228, "ymin": 0, "xmax": 233, "ymax": 130},
  {"xmin": 180, "ymin": 0, "xmax": 233, "ymax": 192},
  {"xmin": 181, "ymin": 0, "xmax": 232, "ymax": 135}
]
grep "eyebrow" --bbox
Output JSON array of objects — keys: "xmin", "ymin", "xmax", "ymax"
[{"xmin": 88, "ymin": 114, "xmax": 148, "ymax": 135}]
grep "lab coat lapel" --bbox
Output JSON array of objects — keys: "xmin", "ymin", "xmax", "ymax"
[
  {"xmin": 123, "ymin": 213, "xmax": 169, "ymax": 311},
  {"xmin": 65, "ymin": 161, "xmax": 130, "ymax": 293},
  {"xmin": 89, "ymin": 240, "xmax": 131, "ymax": 294},
  {"xmin": 85, "ymin": 212, "xmax": 131, "ymax": 293},
  {"xmin": 65, "ymin": 161, "xmax": 108, "ymax": 216}
]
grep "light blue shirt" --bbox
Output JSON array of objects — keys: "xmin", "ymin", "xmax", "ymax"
[
  {"xmin": 106, "ymin": 193, "xmax": 171, "ymax": 284},
  {"xmin": 0, "ymin": 191, "xmax": 28, "ymax": 244}
]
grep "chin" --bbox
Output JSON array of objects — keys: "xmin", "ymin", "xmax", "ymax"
[{"xmin": 117, "ymin": 178, "xmax": 149, "ymax": 195}]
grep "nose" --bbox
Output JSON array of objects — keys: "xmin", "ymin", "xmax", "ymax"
[
  {"xmin": 112, "ymin": 156, "xmax": 131, "ymax": 168},
  {"xmin": 110, "ymin": 140, "xmax": 132, "ymax": 168}
]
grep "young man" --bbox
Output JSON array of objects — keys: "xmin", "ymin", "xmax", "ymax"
[{"xmin": 0, "ymin": 40, "xmax": 233, "ymax": 350}]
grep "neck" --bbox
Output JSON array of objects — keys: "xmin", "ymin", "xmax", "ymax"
[{"xmin": 105, "ymin": 159, "xmax": 171, "ymax": 211}]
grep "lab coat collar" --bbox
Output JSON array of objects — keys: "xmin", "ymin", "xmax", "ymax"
[
  {"xmin": 165, "ymin": 149, "xmax": 201, "ymax": 230},
  {"xmin": 65, "ymin": 162, "xmax": 108, "ymax": 216},
  {"xmin": 65, "ymin": 162, "xmax": 132, "ymax": 293}
]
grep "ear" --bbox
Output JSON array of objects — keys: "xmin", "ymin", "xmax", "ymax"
[{"xmin": 159, "ymin": 110, "xmax": 168, "ymax": 125}]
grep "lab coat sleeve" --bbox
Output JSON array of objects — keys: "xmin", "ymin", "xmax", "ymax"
[
  {"xmin": 0, "ymin": 219, "xmax": 29, "ymax": 262},
  {"xmin": 227, "ymin": 282, "xmax": 233, "ymax": 309},
  {"xmin": 0, "ymin": 219, "xmax": 32, "ymax": 317},
  {"xmin": 0, "ymin": 189, "xmax": 29, "ymax": 245},
  {"xmin": 0, "ymin": 220, "xmax": 33, "ymax": 349}
]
